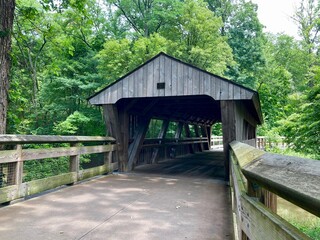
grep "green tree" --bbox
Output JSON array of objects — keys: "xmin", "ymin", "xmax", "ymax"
[
  {"xmin": 225, "ymin": 0, "xmax": 265, "ymax": 88},
  {"xmin": 0, "ymin": 0, "xmax": 15, "ymax": 134},
  {"xmin": 108, "ymin": 0, "xmax": 182, "ymax": 37},
  {"xmin": 97, "ymin": 0, "xmax": 234, "ymax": 81},
  {"xmin": 293, "ymin": 0, "xmax": 320, "ymax": 53}
]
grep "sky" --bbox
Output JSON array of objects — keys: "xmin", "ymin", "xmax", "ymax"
[{"xmin": 251, "ymin": 0, "xmax": 301, "ymax": 38}]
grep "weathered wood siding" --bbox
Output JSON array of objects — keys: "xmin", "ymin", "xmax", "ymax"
[{"xmin": 89, "ymin": 54, "xmax": 255, "ymax": 105}]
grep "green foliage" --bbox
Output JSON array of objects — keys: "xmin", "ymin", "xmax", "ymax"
[
  {"xmin": 23, "ymin": 157, "xmax": 69, "ymax": 182},
  {"xmin": 225, "ymin": 0, "xmax": 265, "ymax": 88},
  {"xmin": 279, "ymin": 67, "xmax": 320, "ymax": 158},
  {"xmin": 53, "ymin": 111, "xmax": 90, "ymax": 135},
  {"xmin": 212, "ymin": 123, "xmax": 222, "ymax": 135},
  {"xmin": 291, "ymin": 219, "xmax": 320, "ymax": 240},
  {"xmin": 108, "ymin": 0, "xmax": 182, "ymax": 37},
  {"xmin": 146, "ymin": 119, "xmax": 163, "ymax": 138},
  {"xmin": 6, "ymin": 0, "xmax": 320, "ymax": 165}
]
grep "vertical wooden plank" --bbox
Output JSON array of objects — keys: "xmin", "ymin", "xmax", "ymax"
[
  {"xmin": 118, "ymin": 105, "xmax": 129, "ymax": 171},
  {"xmin": 221, "ymin": 80, "xmax": 228, "ymax": 99},
  {"xmin": 240, "ymin": 87, "xmax": 246, "ymax": 99},
  {"xmin": 128, "ymin": 74, "xmax": 134, "ymax": 97},
  {"xmin": 147, "ymin": 61, "xmax": 154, "ymax": 97},
  {"xmin": 128, "ymin": 117, "xmax": 151, "ymax": 170},
  {"xmin": 183, "ymin": 64, "xmax": 188, "ymax": 95},
  {"xmin": 165, "ymin": 56, "xmax": 172, "ymax": 96},
  {"xmin": 159, "ymin": 55, "xmax": 165, "ymax": 96},
  {"xmin": 204, "ymin": 74, "xmax": 210, "ymax": 96},
  {"xmin": 221, "ymin": 100, "xmax": 236, "ymax": 181},
  {"xmin": 172, "ymin": 60, "xmax": 177, "ymax": 96},
  {"xmin": 15, "ymin": 144, "xmax": 23, "ymax": 185},
  {"xmin": 103, "ymin": 104, "xmax": 126, "ymax": 171},
  {"xmin": 177, "ymin": 62, "xmax": 184, "ymax": 96},
  {"xmin": 117, "ymin": 79, "xmax": 124, "ymax": 100},
  {"xmin": 215, "ymin": 77, "xmax": 221, "ymax": 100},
  {"xmin": 247, "ymin": 181, "xmax": 277, "ymax": 213},
  {"xmin": 234, "ymin": 86, "xmax": 241, "ymax": 99},
  {"xmin": 193, "ymin": 70, "xmax": 200, "ymax": 95},
  {"xmin": 228, "ymin": 83, "xmax": 234, "ymax": 99},
  {"xmin": 153, "ymin": 56, "xmax": 160, "ymax": 96},
  {"xmin": 199, "ymin": 72, "xmax": 204, "ymax": 94},
  {"xmin": 188, "ymin": 67, "xmax": 193, "ymax": 95},
  {"xmin": 137, "ymin": 68, "xmax": 143, "ymax": 97},
  {"xmin": 143, "ymin": 63, "xmax": 148, "ymax": 96},
  {"xmin": 123, "ymin": 77, "xmax": 129, "ymax": 98},
  {"xmin": 132, "ymin": 71, "xmax": 137, "ymax": 98}
]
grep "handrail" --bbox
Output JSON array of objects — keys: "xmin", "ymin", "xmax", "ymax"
[
  {"xmin": 0, "ymin": 134, "xmax": 117, "ymax": 204},
  {"xmin": 230, "ymin": 141, "xmax": 320, "ymax": 217},
  {"xmin": 230, "ymin": 141, "xmax": 317, "ymax": 239},
  {"xmin": 0, "ymin": 134, "xmax": 115, "ymax": 144},
  {"xmin": 211, "ymin": 136, "xmax": 287, "ymax": 150}
]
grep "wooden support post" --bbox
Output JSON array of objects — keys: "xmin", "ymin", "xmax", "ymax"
[
  {"xmin": 70, "ymin": 143, "xmax": 80, "ymax": 182},
  {"xmin": 221, "ymin": 100, "xmax": 236, "ymax": 181},
  {"xmin": 205, "ymin": 126, "xmax": 211, "ymax": 150},
  {"xmin": 118, "ymin": 106, "xmax": 129, "ymax": 171},
  {"xmin": 184, "ymin": 124, "xmax": 194, "ymax": 154},
  {"xmin": 6, "ymin": 145, "xmax": 24, "ymax": 186},
  {"xmin": 175, "ymin": 122, "xmax": 183, "ymax": 140},
  {"xmin": 200, "ymin": 126, "xmax": 209, "ymax": 150},
  {"xmin": 128, "ymin": 117, "xmax": 150, "ymax": 170},
  {"xmin": 193, "ymin": 124, "xmax": 203, "ymax": 152},
  {"xmin": 151, "ymin": 120, "xmax": 169, "ymax": 164},
  {"xmin": 103, "ymin": 104, "xmax": 129, "ymax": 172},
  {"xmin": 171, "ymin": 122, "xmax": 184, "ymax": 159}
]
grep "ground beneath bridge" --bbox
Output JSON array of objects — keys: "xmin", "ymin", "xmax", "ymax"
[{"xmin": 0, "ymin": 151, "xmax": 232, "ymax": 240}]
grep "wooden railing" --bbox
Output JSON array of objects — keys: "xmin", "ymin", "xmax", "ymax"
[
  {"xmin": 230, "ymin": 141, "xmax": 319, "ymax": 240},
  {"xmin": 211, "ymin": 136, "xmax": 287, "ymax": 150},
  {"xmin": 0, "ymin": 135, "xmax": 117, "ymax": 204},
  {"xmin": 138, "ymin": 137, "xmax": 208, "ymax": 165}
]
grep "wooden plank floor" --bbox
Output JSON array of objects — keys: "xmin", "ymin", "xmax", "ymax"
[{"xmin": 0, "ymin": 151, "xmax": 232, "ymax": 240}]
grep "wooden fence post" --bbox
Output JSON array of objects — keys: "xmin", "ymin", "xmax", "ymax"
[
  {"xmin": 104, "ymin": 148, "xmax": 113, "ymax": 173},
  {"xmin": 15, "ymin": 144, "xmax": 23, "ymax": 185},
  {"xmin": 6, "ymin": 144, "xmax": 23, "ymax": 186},
  {"xmin": 70, "ymin": 143, "xmax": 80, "ymax": 183}
]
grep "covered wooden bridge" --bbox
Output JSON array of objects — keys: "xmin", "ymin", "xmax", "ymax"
[
  {"xmin": 0, "ymin": 53, "xmax": 318, "ymax": 240},
  {"xmin": 88, "ymin": 52, "xmax": 262, "ymax": 177}
]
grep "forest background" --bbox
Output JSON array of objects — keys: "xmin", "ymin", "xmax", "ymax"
[{"xmin": 1, "ymin": 0, "xmax": 320, "ymax": 159}]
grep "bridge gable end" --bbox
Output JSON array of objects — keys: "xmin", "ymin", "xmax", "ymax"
[{"xmin": 88, "ymin": 53, "xmax": 255, "ymax": 105}]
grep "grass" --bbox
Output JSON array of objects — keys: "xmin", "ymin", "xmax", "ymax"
[{"xmin": 277, "ymin": 198, "xmax": 320, "ymax": 239}]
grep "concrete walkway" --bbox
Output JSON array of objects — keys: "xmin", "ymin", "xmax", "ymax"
[{"xmin": 0, "ymin": 151, "xmax": 232, "ymax": 240}]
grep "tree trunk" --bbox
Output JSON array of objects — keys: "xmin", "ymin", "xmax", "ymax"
[{"xmin": 0, "ymin": 0, "xmax": 15, "ymax": 134}]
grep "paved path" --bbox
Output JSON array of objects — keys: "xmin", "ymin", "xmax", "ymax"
[{"xmin": 0, "ymin": 151, "xmax": 232, "ymax": 240}]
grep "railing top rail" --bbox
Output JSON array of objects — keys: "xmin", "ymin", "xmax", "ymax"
[
  {"xmin": 143, "ymin": 137, "xmax": 207, "ymax": 142},
  {"xmin": 0, "ymin": 134, "xmax": 116, "ymax": 144},
  {"xmin": 230, "ymin": 141, "xmax": 320, "ymax": 217}
]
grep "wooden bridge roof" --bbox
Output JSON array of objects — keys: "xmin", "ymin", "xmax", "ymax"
[{"xmin": 88, "ymin": 52, "xmax": 263, "ymax": 125}]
